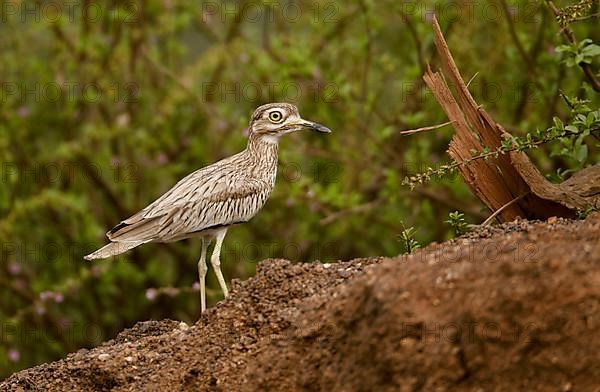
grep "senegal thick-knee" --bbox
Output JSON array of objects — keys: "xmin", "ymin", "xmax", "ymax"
[{"xmin": 84, "ymin": 103, "xmax": 331, "ymax": 312}]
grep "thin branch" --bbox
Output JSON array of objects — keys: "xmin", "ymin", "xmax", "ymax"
[
  {"xmin": 399, "ymin": 121, "xmax": 455, "ymax": 136},
  {"xmin": 358, "ymin": 0, "xmax": 374, "ymax": 104},
  {"xmin": 514, "ymin": 10, "xmax": 549, "ymax": 123},
  {"xmin": 571, "ymin": 12, "xmax": 600, "ymax": 22},
  {"xmin": 320, "ymin": 199, "xmax": 382, "ymax": 225},
  {"xmin": 402, "ymin": 128, "xmax": 585, "ymax": 189},
  {"xmin": 499, "ymin": 0, "xmax": 536, "ymax": 73},
  {"xmin": 480, "ymin": 193, "xmax": 529, "ymax": 227},
  {"xmin": 399, "ymin": 10, "xmax": 425, "ymax": 74},
  {"xmin": 466, "ymin": 72, "xmax": 479, "ymax": 88}
]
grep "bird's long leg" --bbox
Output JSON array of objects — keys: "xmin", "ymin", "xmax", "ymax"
[
  {"xmin": 198, "ymin": 237, "xmax": 210, "ymax": 313},
  {"xmin": 210, "ymin": 228, "xmax": 229, "ymax": 299}
]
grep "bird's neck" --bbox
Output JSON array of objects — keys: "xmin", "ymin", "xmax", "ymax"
[
  {"xmin": 246, "ymin": 132, "xmax": 279, "ymax": 156},
  {"xmin": 245, "ymin": 133, "xmax": 280, "ymax": 179}
]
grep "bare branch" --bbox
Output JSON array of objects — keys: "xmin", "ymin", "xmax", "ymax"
[
  {"xmin": 479, "ymin": 193, "xmax": 529, "ymax": 227},
  {"xmin": 320, "ymin": 200, "xmax": 382, "ymax": 226},
  {"xmin": 399, "ymin": 121, "xmax": 455, "ymax": 136}
]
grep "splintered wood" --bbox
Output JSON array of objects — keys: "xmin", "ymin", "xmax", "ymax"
[{"xmin": 420, "ymin": 16, "xmax": 599, "ymax": 223}]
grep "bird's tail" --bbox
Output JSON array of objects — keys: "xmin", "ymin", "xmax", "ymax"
[{"xmin": 84, "ymin": 241, "xmax": 145, "ymax": 260}]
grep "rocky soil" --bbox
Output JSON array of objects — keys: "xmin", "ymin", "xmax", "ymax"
[{"xmin": 3, "ymin": 215, "xmax": 600, "ymax": 391}]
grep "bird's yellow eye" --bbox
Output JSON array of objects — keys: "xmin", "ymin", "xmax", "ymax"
[{"xmin": 268, "ymin": 110, "xmax": 284, "ymax": 123}]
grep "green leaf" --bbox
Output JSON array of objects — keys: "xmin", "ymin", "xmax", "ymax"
[
  {"xmin": 582, "ymin": 44, "xmax": 600, "ymax": 58},
  {"xmin": 553, "ymin": 117, "xmax": 564, "ymax": 131},
  {"xmin": 575, "ymin": 144, "xmax": 588, "ymax": 163},
  {"xmin": 555, "ymin": 45, "xmax": 571, "ymax": 53},
  {"xmin": 565, "ymin": 125, "xmax": 579, "ymax": 133}
]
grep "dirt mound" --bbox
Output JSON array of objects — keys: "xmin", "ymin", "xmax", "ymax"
[{"xmin": 3, "ymin": 215, "xmax": 600, "ymax": 391}]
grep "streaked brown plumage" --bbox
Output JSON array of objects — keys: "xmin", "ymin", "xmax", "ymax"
[{"xmin": 84, "ymin": 103, "xmax": 331, "ymax": 312}]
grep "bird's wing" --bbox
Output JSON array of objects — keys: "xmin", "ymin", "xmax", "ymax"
[{"xmin": 106, "ymin": 166, "xmax": 271, "ymax": 243}]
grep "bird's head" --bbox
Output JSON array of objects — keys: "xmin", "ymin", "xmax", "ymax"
[{"xmin": 249, "ymin": 103, "xmax": 331, "ymax": 139}]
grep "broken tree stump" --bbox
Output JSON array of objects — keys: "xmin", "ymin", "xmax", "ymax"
[{"xmin": 420, "ymin": 16, "xmax": 599, "ymax": 222}]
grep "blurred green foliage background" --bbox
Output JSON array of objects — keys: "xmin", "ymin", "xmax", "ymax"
[{"xmin": 0, "ymin": 0, "xmax": 598, "ymax": 378}]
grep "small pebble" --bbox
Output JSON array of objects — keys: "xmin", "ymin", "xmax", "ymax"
[
  {"xmin": 97, "ymin": 353, "xmax": 110, "ymax": 361},
  {"xmin": 400, "ymin": 337, "xmax": 417, "ymax": 347}
]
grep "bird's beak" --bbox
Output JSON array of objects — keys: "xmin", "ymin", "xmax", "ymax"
[{"xmin": 296, "ymin": 119, "xmax": 332, "ymax": 134}]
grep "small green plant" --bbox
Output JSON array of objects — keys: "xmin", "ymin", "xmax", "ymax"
[
  {"xmin": 576, "ymin": 205, "xmax": 597, "ymax": 220},
  {"xmin": 556, "ymin": 39, "xmax": 600, "ymax": 68},
  {"xmin": 398, "ymin": 222, "xmax": 421, "ymax": 254},
  {"xmin": 549, "ymin": 94, "xmax": 600, "ymax": 173},
  {"xmin": 445, "ymin": 211, "xmax": 470, "ymax": 236}
]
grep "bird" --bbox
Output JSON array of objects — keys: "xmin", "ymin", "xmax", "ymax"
[{"xmin": 84, "ymin": 103, "xmax": 331, "ymax": 312}]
